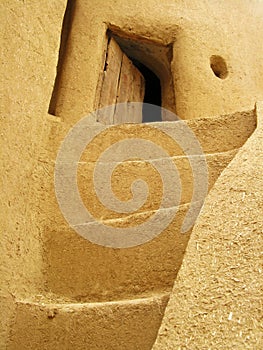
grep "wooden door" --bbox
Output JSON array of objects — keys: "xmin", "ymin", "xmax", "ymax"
[{"xmin": 97, "ymin": 38, "xmax": 145, "ymax": 124}]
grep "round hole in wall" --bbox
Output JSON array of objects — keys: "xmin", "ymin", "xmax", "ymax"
[{"xmin": 210, "ymin": 55, "xmax": 228, "ymax": 79}]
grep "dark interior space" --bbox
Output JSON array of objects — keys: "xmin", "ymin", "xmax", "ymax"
[{"xmin": 130, "ymin": 58, "xmax": 162, "ymax": 122}]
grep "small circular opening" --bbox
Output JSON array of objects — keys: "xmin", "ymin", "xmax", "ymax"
[{"xmin": 210, "ymin": 55, "xmax": 228, "ymax": 79}]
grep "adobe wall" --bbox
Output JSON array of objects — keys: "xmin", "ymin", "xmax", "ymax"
[
  {"xmin": 153, "ymin": 103, "xmax": 263, "ymax": 349},
  {"xmin": 0, "ymin": 0, "xmax": 67, "ymax": 346},
  {"xmin": 1, "ymin": 0, "xmax": 263, "ymax": 349},
  {"xmin": 43, "ymin": 111, "xmax": 255, "ymax": 303},
  {"xmin": 50, "ymin": 0, "xmax": 263, "ymax": 122}
]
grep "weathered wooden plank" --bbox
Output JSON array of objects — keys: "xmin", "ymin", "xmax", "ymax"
[
  {"xmin": 98, "ymin": 37, "xmax": 145, "ymax": 125},
  {"xmin": 114, "ymin": 54, "xmax": 145, "ymax": 123},
  {"xmin": 115, "ymin": 54, "xmax": 133, "ymax": 123},
  {"xmin": 97, "ymin": 38, "xmax": 123, "ymax": 124},
  {"xmin": 130, "ymin": 61, "xmax": 145, "ymax": 123}
]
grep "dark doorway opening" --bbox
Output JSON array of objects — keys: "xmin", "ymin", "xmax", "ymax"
[
  {"xmin": 99, "ymin": 30, "xmax": 177, "ymax": 123},
  {"xmin": 131, "ymin": 59, "xmax": 162, "ymax": 122}
]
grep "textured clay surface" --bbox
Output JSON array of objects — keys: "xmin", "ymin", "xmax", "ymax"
[{"xmin": 1, "ymin": 0, "xmax": 263, "ymax": 349}]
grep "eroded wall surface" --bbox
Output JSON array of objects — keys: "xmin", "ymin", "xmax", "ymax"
[
  {"xmin": 1, "ymin": 1, "xmax": 263, "ymax": 349},
  {"xmin": 153, "ymin": 103, "xmax": 263, "ymax": 349},
  {"xmin": 49, "ymin": 0, "xmax": 263, "ymax": 122},
  {"xmin": 0, "ymin": 0, "xmax": 67, "ymax": 346}
]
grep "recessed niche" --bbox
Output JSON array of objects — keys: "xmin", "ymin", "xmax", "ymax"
[
  {"xmin": 210, "ymin": 55, "xmax": 228, "ymax": 79},
  {"xmin": 96, "ymin": 29, "xmax": 176, "ymax": 124},
  {"xmin": 48, "ymin": 0, "xmax": 76, "ymax": 116}
]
